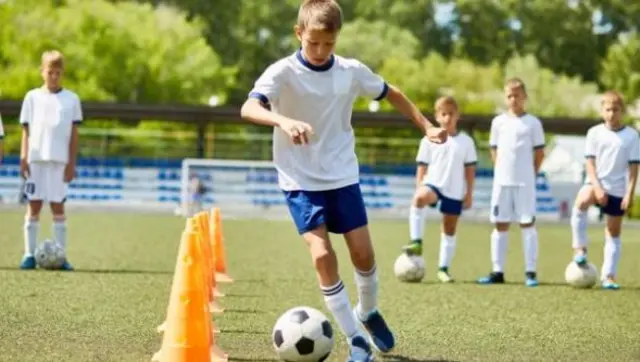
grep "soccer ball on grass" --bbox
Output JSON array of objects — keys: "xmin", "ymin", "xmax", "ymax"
[
  {"xmin": 564, "ymin": 261, "xmax": 598, "ymax": 288},
  {"xmin": 35, "ymin": 239, "xmax": 66, "ymax": 270},
  {"xmin": 394, "ymin": 252, "xmax": 425, "ymax": 283},
  {"xmin": 272, "ymin": 306, "xmax": 334, "ymax": 361}
]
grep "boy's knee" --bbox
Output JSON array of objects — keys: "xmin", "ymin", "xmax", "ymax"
[
  {"xmin": 310, "ymin": 245, "xmax": 337, "ymax": 270},
  {"xmin": 413, "ymin": 189, "xmax": 434, "ymax": 208},
  {"xmin": 442, "ymin": 217, "xmax": 458, "ymax": 235}
]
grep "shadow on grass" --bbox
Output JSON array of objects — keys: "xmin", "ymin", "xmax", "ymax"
[
  {"xmin": 225, "ymin": 308, "xmax": 265, "ymax": 314},
  {"xmin": 229, "ymin": 357, "xmax": 279, "ymax": 362},
  {"xmin": 220, "ymin": 328, "xmax": 269, "ymax": 335},
  {"xmin": 383, "ymin": 354, "xmax": 459, "ymax": 362},
  {"xmin": 72, "ymin": 268, "xmax": 174, "ymax": 275}
]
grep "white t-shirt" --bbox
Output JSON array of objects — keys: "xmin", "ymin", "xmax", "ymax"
[
  {"xmin": 19, "ymin": 88, "xmax": 82, "ymax": 164},
  {"xmin": 584, "ymin": 124, "xmax": 640, "ymax": 197},
  {"xmin": 489, "ymin": 112, "xmax": 545, "ymax": 186},
  {"xmin": 416, "ymin": 132, "xmax": 477, "ymax": 200},
  {"xmin": 248, "ymin": 50, "xmax": 388, "ymax": 191}
]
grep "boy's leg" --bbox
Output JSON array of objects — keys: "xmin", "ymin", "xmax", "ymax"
[
  {"xmin": 571, "ymin": 186, "xmax": 596, "ymax": 265},
  {"xmin": 478, "ymin": 185, "xmax": 512, "ymax": 284},
  {"xmin": 436, "ymin": 197, "xmax": 463, "ymax": 283},
  {"xmin": 50, "ymin": 163, "xmax": 72, "ymax": 270},
  {"xmin": 20, "ymin": 163, "xmax": 44, "ymax": 269},
  {"xmin": 518, "ymin": 184, "xmax": 539, "ymax": 287},
  {"xmin": 329, "ymin": 184, "xmax": 394, "ymax": 353},
  {"xmin": 284, "ymin": 189, "xmax": 373, "ymax": 361},
  {"xmin": 405, "ymin": 185, "xmax": 439, "ymax": 255},
  {"xmin": 601, "ymin": 197, "xmax": 624, "ymax": 290}
]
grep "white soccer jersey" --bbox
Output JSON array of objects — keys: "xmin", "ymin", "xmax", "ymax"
[
  {"xmin": 584, "ymin": 124, "xmax": 640, "ymax": 197},
  {"xmin": 416, "ymin": 132, "xmax": 477, "ymax": 200},
  {"xmin": 248, "ymin": 50, "xmax": 388, "ymax": 191},
  {"xmin": 489, "ymin": 113, "xmax": 545, "ymax": 186},
  {"xmin": 19, "ymin": 88, "xmax": 82, "ymax": 164}
]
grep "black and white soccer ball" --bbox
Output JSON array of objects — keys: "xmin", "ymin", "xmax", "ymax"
[
  {"xmin": 35, "ymin": 239, "xmax": 66, "ymax": 270},
  {"xmin": 272, "ymin": 306, "xmax": 334, "ymax": 361},
  {"xmin": 394, "ymin": 252, "xmax": 425, "ymax": 283}
]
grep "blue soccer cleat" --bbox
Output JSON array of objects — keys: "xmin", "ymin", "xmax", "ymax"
[
  {"xmin": 574, "ymin": 254, "xmax": 587, "ymax": 266},
  {"xmin": 601, "ymin": 280, "xmax": 620, "ymax": 290},
  {"xmin": 525, "ymin": 272, "xmax": 539, "ymax": 287},
  {"xmin": 477, "ymin": 272, "xmax": 505, "ymax": 285},
  {"xmin": 59, "ymin": 260, "xmax": 74, "ymax": 271},
  {"xmin": 347, "ymin": 335, "xmax": 374, "ymax": 362},
  {"xmin": 19, "ymin": 256, "xmax": 36, "ymax": 270},
  {"xmin": 354, "ymin": 308, "xmax": 395, "ymax": 353}
]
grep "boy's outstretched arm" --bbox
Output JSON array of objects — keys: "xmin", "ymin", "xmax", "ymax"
[
  {"xmin": 241, "ymin": 98, "xmax": 313, "ymax": 145},
  {"xmin": 385, "ymin": 85, "xmax": 446, "ymax": 143}
]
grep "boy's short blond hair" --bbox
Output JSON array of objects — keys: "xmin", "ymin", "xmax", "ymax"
[
  {"xmin": 297, "ymin": 0, "xmax": 343, "ymax": 33},
  {"xmin": 434, "ymin": 96, "xmax": 458, "ymax": 112},
  {"xmin": 505, "ymin": 77, "xmax": 526, "ymax": 94},
  {"xmin": 601, "ymin": 90, "xmax": 625, "ymax": 110},
  {"xmin": 41, "ymin": 50, "xmax": 64, "ymax": 69}
]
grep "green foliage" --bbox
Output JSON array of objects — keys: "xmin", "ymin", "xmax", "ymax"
[
  {"xmin": 629, "ymin": 196, "xmax": 640, "ymax": 219},
  {"xmin": 600, "ymin": 33, "xmax": 640, "ymax": 103}
]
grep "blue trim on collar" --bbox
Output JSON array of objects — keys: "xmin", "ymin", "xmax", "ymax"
[{"xmin": 296, "ymin": 49, "xmax": 334, "ymax": 72}]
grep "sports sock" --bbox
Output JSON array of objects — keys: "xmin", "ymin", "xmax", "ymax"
[
  {"xmin": 409, "ymin": 205, "xmax": 426, "ymax": 242},
  {"xmin": 601, "ymin": 236, "xmax": 621, "ymax": 280},
  {"xmin": 438, "ymin": 233, "xmax": 456, "ymax": 269},
  {"xmin": 491, "ymin": 229, "xmax": 508, "ymax": 273},
  {"xmin": 52, "ymin": 216, "xmax": 67, "ymax": 252},
  {"xmin": 322, "ymin": 280, "xmax": 359, "ymax": 339},
  {"xmin": 570, "ymin": 207, "xmax": 588, "ymax": 250},
  {"xmin": 23, "ymin": 218, "xmax": 39, "ymax": 257},
  {"xmin": 521, "ymin": 226, "xmax": 538, "ymax": 273},
  {"xmin": 354, "ymin": 265, "xmax": 378, "ymax": 319}
]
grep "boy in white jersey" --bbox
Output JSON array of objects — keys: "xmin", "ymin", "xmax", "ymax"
[
  {"xmin": 18, "ymin": 50, "xmax": 82, "ymax": 271},
  {"xmin": 240, "ymin": 1, "xmax": 447, "ymax": 360},
  {"xmin": 570, "ymin": 91, "xmax": 639, "ymax": 290},
  {"xmin": 477, "ymin": 78, "xmax": 545, "ymax": 287},
  {"xmin": 402, "ymin": 96, "xmax": 477, "ymax": 283}
]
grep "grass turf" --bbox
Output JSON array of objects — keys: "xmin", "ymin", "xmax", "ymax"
[{"xmin": 0, "ymin": 210, "xmax": 639, "ymax": 362}]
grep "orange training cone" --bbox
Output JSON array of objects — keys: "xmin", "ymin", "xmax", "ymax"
[
  {"xmin": 210, "ymin": 208, "xmax": 233, "ymax": 283},
  {"xmin": 152, "ymin": 231, "xmax": 211, "ymax": 362},
  {"xmin": 196, "ymin": 212, "xmax": 225, "ymax": 314}
]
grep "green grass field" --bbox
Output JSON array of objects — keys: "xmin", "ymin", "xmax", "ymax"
[{"xmin": 0, "ymin": 210, "xmax": 639, "ymax": 362}]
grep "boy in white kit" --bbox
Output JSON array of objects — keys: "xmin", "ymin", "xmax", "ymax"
[
  {"xmin": 402, "ymin": 96, "xmax": 477, "ymax": 283},
  {"xmin": 240, "ymin": 1, "xmax": 447, "ymax": 360},
  {"xmin": 570, "ymin": 91, "xmax": 639, "ymax": 290},
  {"xmin": 18, "ymin": 50, "xmax": 82, "ymax": 271},
  {"xmin": 477, "ymin": 78, "xmax": 545, "ymax": 287}
]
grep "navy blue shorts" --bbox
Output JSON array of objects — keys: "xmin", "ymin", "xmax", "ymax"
[
  {"xmin": 600, "ymin": 194, "xmax": 625, "ymax": 217},
  {"xmin": 283, "ymin": 183, "xmax": 368, "ymax": 234},
  {"xmin": 426, "ymin": 184, "xmax": 463, "ymax": 216}
]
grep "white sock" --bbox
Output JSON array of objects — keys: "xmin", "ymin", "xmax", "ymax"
[
  {"xmin": 322, "ymin": 280, "xmax": 358, "ymax": 339},
  {"xmin": 53, "ymin": 220, "xmax": 67, "ymax": 252},
  {"xmin": 409, "ymin": 205, "xmax": 426, "ymax": 241},
  {"xmin": 354, "ymin": 265, "xmax": 378, "ymax": 318},
  {"xmin": 491, "ymin": 229, "xmax": 508, "ymax": 273},
  {"xmin": 438, "ymin": 233, "xmax": 456, "ymax": 268},
  {"xmin": 521, "ymin": 227, "xmax": 538, "ymax": 273},
  {"xmin": 601, "ymin": 236, "xmax": 621, "ymax": 280},
  {"xmin": 23, "ymin": 219, "xmax": 39, "ymax": 257},
  {"xmin": 570, "ymin": 207, "xmax": 589, "ymax": 250}
]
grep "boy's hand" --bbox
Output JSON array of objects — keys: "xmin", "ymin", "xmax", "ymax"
[
  {"xmin": 64, "ymin": 163, "xmax": 75, "ymax": 183},
  {"xmin": 279, "ymin": 118, "xmax": 314, "ymax": 145},
  {"xmin": 463, "ymin": 194, "xmax": 473, "ymax": 210},
  {"xmin": 20, "ymin": 158, "xmax": 30, "ymax": 179},
  {"xmin": 426, "ymin": 127, "xmax": 447, "ymax": 144},
  {"xmin": 594, "ymin": 186, "xmax": 608, "ymax": 206},
  {"xmin": 621, "ymin": 194, "xmax": 633, "ymax": 211}
]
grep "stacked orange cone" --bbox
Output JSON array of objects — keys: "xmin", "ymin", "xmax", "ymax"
[{"xmin": 152, "ymin": 208, "xmax": 232, "ymax": 362}]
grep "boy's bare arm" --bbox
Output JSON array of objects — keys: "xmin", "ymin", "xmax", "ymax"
[
  {"xmin": 626, "ymin": 163, "xmax": 638, "ymax": 199},
  {"xmin": 415, "ymin": 164, "xmax": 427, "ymax": 188},
  {"xmin": 464, "ymin": 165, "xmax": 476, "ymax": 198},
  {"xmin": 489, "ymin": 148, "xmax": 497, "ymax": 164},
  {"xmin": 385, "ymin": 85, "xmax": 436, "ymax": 134},
  {"xmin": 69, "ymin": 124, "xmax": 79, "ymax": 166},
  {"xmin": 585, "ymin": 158, "xmax": 603, "ymax": 190},
  {"xmin": 241, "ymin": 99, "xmax": 291, "ymax": 128},
  {"xmin": 534, "ymin": 148, "xmax": 544, "ymax": 174}
]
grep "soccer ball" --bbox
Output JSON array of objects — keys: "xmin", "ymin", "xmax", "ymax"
[
  {"xmin": 394, "ymin": 253, "xmax": 425, "ymax": 283},
  {"xmin": 35, "ymin": 239, "xmax": 66, "ymax": 270},
  {"xmin": 272, "ymin": 306, "xmax": 334, "ymax": 361},
  {"xmin": 564, "ymin": 261, "xmax": 598, "ymax": 288}
]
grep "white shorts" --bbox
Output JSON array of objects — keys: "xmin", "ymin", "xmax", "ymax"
[
  {"xmin": 489, "ymin": 184, "xmax": 536, "ymax": 224},
  {"xmin": 24, "ymin": 162, "xmax": 68, "ymax": 203}
]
